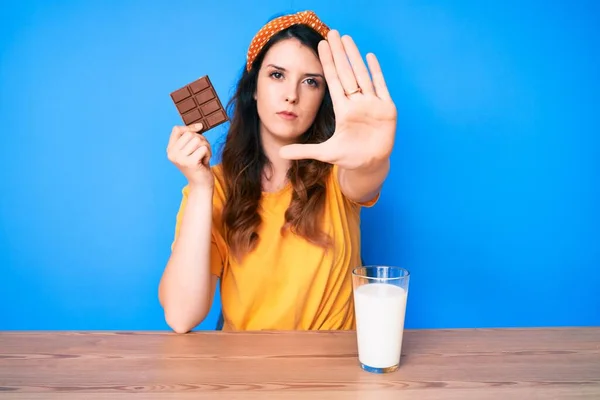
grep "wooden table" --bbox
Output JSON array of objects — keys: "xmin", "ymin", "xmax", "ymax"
[{"xmin": 1, "ymin": 328, "xmax": 599, "ymax": 399}]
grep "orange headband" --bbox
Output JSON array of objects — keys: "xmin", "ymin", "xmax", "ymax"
[{"xmin": 246, "ymin": 10, "xmax": 330, "ymax": 71}]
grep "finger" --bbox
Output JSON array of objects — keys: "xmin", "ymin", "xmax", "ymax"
[
  {"xmin": 318, "ymin": 40, "xmax": 345, "ymax": 102},
  {"xmin": 327, "ymin": 30, "xmax": 359, "ymax": 95},
  {"xmin": 186, "ymin": 132, "xmax": 209, "ymax": 149},
  {"xmin": 168, "ymin": 123, "xmax": 203, "ymax": 149},
  {"xmin": 279, "ymin": 141, "xmax": 338, "ymax": 163},
  {"xmin": 366, "ymin": 53, "xmax": 391, "ymax": 100},
  {"xmin": 341, "ymin": 35, "xmax": 375, "ymax": 95},
  {"xmin": 181, "ymin": 135, "xmax": 206, "ymax": 156},
  {"xmin": 190, "ymin": 145, "xmax": 210, "ymax": 166},
  {"xmin": 194, "ymin": 136, "xmax": 211, "ymax": 160},
  {"xmin": 199, "ymin": 140, "xmax": 212, "ymax": 161},
  {"xmin": 176, "ymin": 131, "xmax": 198, "ymax": 151}
]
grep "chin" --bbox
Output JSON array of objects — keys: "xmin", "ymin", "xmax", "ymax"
[
  {"xmin": 275, "ymin": 130, "xmax": 304, "ymax": 142},
  {"xmin": 266, "ymin": 123, "xmax": 307, "ymax": 143}
]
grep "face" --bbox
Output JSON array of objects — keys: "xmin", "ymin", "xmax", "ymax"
[{"xmin": 254, "ymin": 37, "xmax": 326, "ymax": 145}]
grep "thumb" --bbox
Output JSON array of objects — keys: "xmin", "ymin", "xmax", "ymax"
[{"xmin": 280, "ymin": 142, "xmax": 335, "ymax": 162}]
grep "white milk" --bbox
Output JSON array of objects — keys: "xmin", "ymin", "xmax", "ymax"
[{"xmin": 354, "ymin": 282, "xmax": 408, "ymax": 369}]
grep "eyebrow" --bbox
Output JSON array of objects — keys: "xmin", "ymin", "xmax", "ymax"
[{"xmin": 266, "ymin": 64, "xmax": 324, "ymax": 79}]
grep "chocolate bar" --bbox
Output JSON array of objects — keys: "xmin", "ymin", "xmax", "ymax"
[{"xmin": 170, "ymin": 75, "xmax": 229, "ymax": 132}]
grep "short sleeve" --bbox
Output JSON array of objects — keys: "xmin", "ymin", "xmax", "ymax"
[
  {"xmin": 171, "ymin": 184, "xmax": 228, "ymax": 278},
  {"xmin": 331, "ymin": 164, "xmax": 381, "ymax": 208}
]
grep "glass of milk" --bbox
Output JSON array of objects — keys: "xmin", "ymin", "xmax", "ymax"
[{"xmin": 352, "ymin": 266, "xmax": 410, "ymax": 373}]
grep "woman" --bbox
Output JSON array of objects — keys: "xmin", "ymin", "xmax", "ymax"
[{"xmin": 159, "ymin": 10, "xmax": 397, "ymax": 333}]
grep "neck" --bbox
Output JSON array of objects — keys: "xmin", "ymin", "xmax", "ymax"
[{"xmin": 260, "ymin": 129, "xmax": 294, "ymax": 192}]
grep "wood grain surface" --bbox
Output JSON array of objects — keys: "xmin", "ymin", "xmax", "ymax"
[{"xmin": 1, "ymin": 328, "xmax": 599, "ymax": 399}]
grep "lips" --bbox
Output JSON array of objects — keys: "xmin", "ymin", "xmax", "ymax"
[{"xmin": 277, "ymin": 111, "xmax": 298, "ymax": 120}]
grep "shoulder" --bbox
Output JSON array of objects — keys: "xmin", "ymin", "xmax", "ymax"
[
  {"xmin": 210, "ymin": 163, "xmax": 224, "ymax": 179},
  {"xmin": 210, "ymin": 163, "xmax": 227, "ymax": 203}
]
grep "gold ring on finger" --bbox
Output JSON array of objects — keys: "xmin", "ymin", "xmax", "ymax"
[{"xmin": 345, "ymin": 87, "xmax": 362, "ymax": 96}]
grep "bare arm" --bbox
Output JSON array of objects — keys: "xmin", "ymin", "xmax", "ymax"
[
  {"xmin": 160, "ymin": 124, "xmax": 219, "ymax": 334},
  {"xmin": 337, "ymin": 158, "xmax": 390, "ymax": 204},
  {"xmin": 159, "ymin": 187, "xmax": 218, "ymax": 333}
]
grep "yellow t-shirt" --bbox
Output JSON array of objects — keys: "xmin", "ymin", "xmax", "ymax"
[{"xmin": 172, "ymin": 163, "xmax": 378, "ymax": 331}]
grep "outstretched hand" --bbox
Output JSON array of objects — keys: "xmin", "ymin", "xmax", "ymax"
[{"xmin": 280, "ymin": 29, "xmax": 397, "ymax": 171}]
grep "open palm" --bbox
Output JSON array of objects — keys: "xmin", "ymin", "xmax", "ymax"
[{"xmin": 280, "ymin": 29, "xmax": 397, "ymax": 170}]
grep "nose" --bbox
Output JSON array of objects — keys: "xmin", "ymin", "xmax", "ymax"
[{"xmin": 284, "ymin": 82, "xmax": 299, "ymax": 104}]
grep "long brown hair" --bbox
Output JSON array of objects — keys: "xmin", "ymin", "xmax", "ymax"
[{"xmin": 220, "ymin": 24, "xmax": 335, "ymax": 262}]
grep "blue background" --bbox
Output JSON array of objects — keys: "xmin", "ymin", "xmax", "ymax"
[{"xmin": 1, "ymin": 0, "xmax": 598, "ymax": 330}]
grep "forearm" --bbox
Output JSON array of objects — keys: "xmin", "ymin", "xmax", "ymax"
[
  {"xmin": 159, "ymin": 187, "xmax": 214, "ymax": 332},
  {"xmin": 338, "ymin": 158, "xmax": 390, "ymax": 203}
]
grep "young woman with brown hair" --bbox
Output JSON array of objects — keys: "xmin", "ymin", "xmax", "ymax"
[{"xmin": 159, "ymin": 10, "xmax": 397, "ymax": 333}]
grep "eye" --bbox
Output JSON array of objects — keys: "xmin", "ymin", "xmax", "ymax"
[
  {"xmin": 270, "ymin": 71, "xmax": 283, "ymax": 79},
  {"xmin": 305, "ymin": 78, "xmax": 320, "ymax": 88}
]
